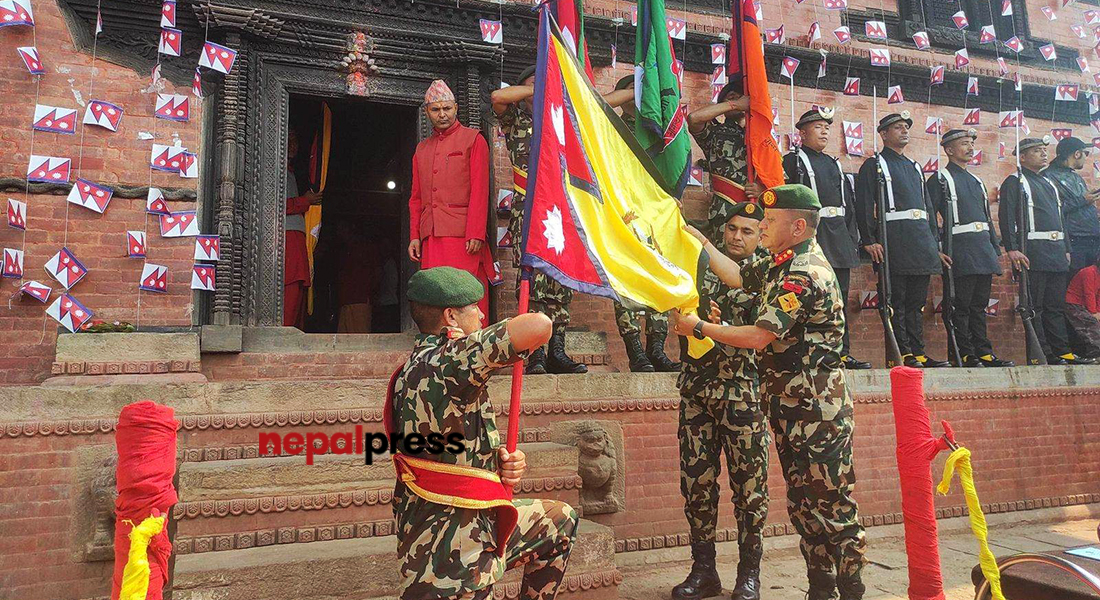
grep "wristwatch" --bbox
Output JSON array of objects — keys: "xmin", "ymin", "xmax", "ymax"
[{"xmin": 692, "ymin": 320, "xmax": 706, "ymax": 340}]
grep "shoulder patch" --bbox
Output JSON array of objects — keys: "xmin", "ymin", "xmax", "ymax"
[
  {"xmin": 778, "ymin": 292, "xmax": 801, "ymax": 313},
  {"xmin": 782, "ymin": 280, "xmax": 804, "ymax": 294}
]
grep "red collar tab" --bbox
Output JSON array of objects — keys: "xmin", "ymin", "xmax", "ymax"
[{"xmin": 773, "ymin": 249, "xmax": 795, "ymax": 266}]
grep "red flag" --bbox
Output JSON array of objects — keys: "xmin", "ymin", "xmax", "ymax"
[
  {"xmin": 728, "ymin": 0, "xmax": 783, "ymax": 188},
  {"xmin": 551, "ymin": 0, "xmax": 595, "ymax": 84}
]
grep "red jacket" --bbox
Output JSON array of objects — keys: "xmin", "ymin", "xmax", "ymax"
[{"xmin": 408, "ymin": 122, "xmax": 489, "ymax": 241}]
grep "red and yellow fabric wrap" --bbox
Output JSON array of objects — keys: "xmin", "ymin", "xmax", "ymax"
[{"xmin": 710, "ymin": 173, "xmax": 747, "ymax": 205}]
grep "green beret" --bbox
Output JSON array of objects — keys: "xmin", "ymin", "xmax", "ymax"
[
  {"xmin": 711, "ymin": 199, "xmax": 764, "ymax": 226},
  {"xmin": 516, "ymin": 65, "xmax": 537, "ymax": 85},
  {"xmin": 760, "ymin": 184, "xmax": 821, "ymax": 211},
  {"xmin": 407, "ymin": 267, "xmax": 484, "ymax": 307}
]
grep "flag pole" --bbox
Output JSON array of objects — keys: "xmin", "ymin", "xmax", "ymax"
[
  {"xmin": 741, "ymin": 0, "xmax": 755, "ymax": 185},
  {"xmin": 506, "ymin": 276, "xmax": 530, "ymax": 454}
]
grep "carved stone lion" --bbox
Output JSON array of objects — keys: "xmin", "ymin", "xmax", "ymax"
[{"xmin": 576, "ymin": 423, "xmax": 618, "ymax": 514}]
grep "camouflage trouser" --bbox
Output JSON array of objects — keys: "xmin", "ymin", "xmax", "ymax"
[
  {"xmin": 613, "ymin": 302, "xmax": 669, "ymax": 338},
  {"xmin": 510, "ymin": 197, "xmax": 573, "ymax": 326},
  {"xmin": 679, "ymin": 391, "xmax": 769, "ymax": 562},
  {"xmin": 770, "ymin": 411, "xmax": 866, "ymax": 588},
  {"xmin": 431, "ymin": 499, "xmax": 580, "ymax": 600}
]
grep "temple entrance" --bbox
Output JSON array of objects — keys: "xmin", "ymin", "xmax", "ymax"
[{"xmin": 285, "ymin": 95, "xmax": 419, "ymax": 333}]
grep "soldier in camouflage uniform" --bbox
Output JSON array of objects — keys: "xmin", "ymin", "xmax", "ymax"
[
  {"xmin": 490, "ymin": 66, "xmax": 587, "ymax": 375},
  {"xmin": 687, "ymin": 78, "xmax": 765, "ymax": 219},
  {"xmin": 391, "ymin": 266, "xmax": 579, "ymax": 600},
  {"xmin": 605, "ymin": 74, "xmax": 680, "ymax": 372},
  {"xmin": 675, "ymin": 185, "xmax": 867, "ymax": 600},
  {"xmin": 673, "ymin": 198, "xmax": 769, "ymax": 600}
]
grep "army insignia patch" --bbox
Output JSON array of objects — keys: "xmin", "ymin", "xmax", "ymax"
[
  {"xmin": 745, "ymin": 203, "xmax": 755, "ymax": 214},
  {"xmin": 778, "ymin": 292, "xmax": 801, "ymax": 313},
  {"xmin": 761, "ymin": 190, "xmax": 777, "ymax": 207}
]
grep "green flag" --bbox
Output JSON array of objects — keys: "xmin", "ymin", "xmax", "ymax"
[{"xmin": 634, "ymin": 0, "xmax": 691, "ymax": 196}]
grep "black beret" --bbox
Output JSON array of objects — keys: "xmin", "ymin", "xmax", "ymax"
[
  {"xmin": 717, "ymin": 75, "xmax": 744, "ymax": 102},
  {"xmin": 407, "ymin": 267, "xmax": 485, "ymax": 307},
  {"xmin": 940, "ymin": 128, "xmax": 977, "ymax": 147},
  {"xmin": 877, "ymin": 110, "xmax": 913, "ymax": 132},
  {"xmin": 712, "ymin": 199, "xmax": 764, "ymax": 225},
  {"xmin": 516, "ymin": 65, "xmax": 537, "ymax": 86},
  {"xmin": 796, "ymin": 107, "xmax": 835, "ymax": 129},
  {"xmin": 615, "ymin": 74, "xmax": 634, "ymax": 91}
]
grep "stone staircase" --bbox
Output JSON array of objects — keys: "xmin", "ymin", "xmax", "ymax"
[{"xmin": 172, "ymin": 442, "xmax": 621, "ymax": 600}]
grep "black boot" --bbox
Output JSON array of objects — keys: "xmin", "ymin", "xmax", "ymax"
[
  {"xmin": 731, "ymin": 552, "xmax": 761, "ymax": 600},
  {"xmin": 806, "ymin": 571, "xmax": 838, "ymax": 600},
  {"xmin": 837, "ymin": 576, "xmax": 866, "ymax": 600},
  {"xmin": 623, "ymin": 332, "xmax": 655, "ymax": 372},
  {"xmin": 525, "ymin": 346, "xmax": 547, "ymax": 375},
  {"xmin": 647, "ymin": 331, "xmax": 681, "ymax": 372},
  {"xmin": 672, "ymin": 542, "xmax": 722, "ymax": 600},
  {"xmin": 546, "ymin": 326, "xmax": 588, "ymax": 374}
]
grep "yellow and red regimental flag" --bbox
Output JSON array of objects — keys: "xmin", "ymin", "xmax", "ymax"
[
  {"xmin": 728, "ymin": 0, "xmax": 784, "ymax": 188},
  {"xmin": 521, "ymin": 9, "xmax": 713, "ymax": 358}
]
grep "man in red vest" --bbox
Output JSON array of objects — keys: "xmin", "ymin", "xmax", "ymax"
[
  {"xmin": 284, "ymin": 128, "xmax": 322, "ymax": 328},
  {"xmin": 408, "ymin": 79, "xmax": 492, "ymax": 324}
]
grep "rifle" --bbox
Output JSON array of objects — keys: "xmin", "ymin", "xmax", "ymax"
[
  {"xmin": 937, "ymin": 167, "xmax": 964, "ymax": 367},
  {"xmin": 874, "ymin": 153, "xmax": 905, "ymax": 367},
  {"xmin": 1014, "ymin": 167, "xmax": 1048, "ymax": 366}
]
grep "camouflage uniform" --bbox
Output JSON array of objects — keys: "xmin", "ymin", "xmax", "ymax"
[
  {"xmin": 392, "ymin": 321, "xmax": 580, "ymax": 600},
  {"xmin": 614, "ymin": 303, "xmax": 668, "ymax": 337},
  {"xmin": 499, "ymin": 104, "xmax": 574, "ymax": 326},
  {"xmin": 676, "ymin": 248, "xmax": 770, "ymax": 568},
  {"xmin": 741, "ymin": 239, "xmax": 867, "ymax": 595},
  {"xmin": 691, "ymin": 119, "xmax": 749, "ymax": 235}
]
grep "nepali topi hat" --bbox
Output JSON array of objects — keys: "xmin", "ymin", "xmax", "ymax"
[
  {"xmin": 940, "ymin": 128, "xmax": 977, "ymax": 147},
  {"xmin": 796, "ymin": 107, "xmax": 835, "ymax": 129},
  {"xmin": 1014, "ymin": 135, "xmax": 1052, "ymax": 156},
  {"xmin": 877, "ymin": 110, "xmax": 912, "ymax": 132},
  {"xmin": 424, "ymin": 79, "xmax": 455, "ymax": 105}
]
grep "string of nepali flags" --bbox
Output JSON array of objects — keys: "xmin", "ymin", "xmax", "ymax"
[{"xmin": 3, "ymin": 0, "xmax": 235, "ymax": 332}]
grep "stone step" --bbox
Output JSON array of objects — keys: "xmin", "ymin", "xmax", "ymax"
[
  {"xmin": 173, "ymin": 518, "xmax": 621, "ymax": 600},
  {"xmin": 174, "ymin": 442, "xmax": 582, "ymax": 539}
]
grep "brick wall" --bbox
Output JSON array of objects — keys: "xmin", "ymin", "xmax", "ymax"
[{"xmin": 4, "ymin": 0, "xmax": 1100, "ymax": 384}]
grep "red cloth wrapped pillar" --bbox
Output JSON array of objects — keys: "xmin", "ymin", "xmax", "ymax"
[
  {"xmin": 111, "ymin": 401, "xmax": 179, "ymax": 600},
  {"xmin": 890, "ymin": 366, "xmax": 952, "ymax": 600}
]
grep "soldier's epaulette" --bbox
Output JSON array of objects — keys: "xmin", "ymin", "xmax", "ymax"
[{"xmin": 773, "ymin": 248, "xmax": 795, "ymax": 266}]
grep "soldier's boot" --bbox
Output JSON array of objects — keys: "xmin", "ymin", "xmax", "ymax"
[
  {"xmin": 730, "ymin": 551, "xmax": 761, "ymax": 600},
  {"xmin": 646, "ymin": 331, "xmax": 681, "ymax": 372},
  {"xmin": 671, "ymin": 542, "xmax": 723, "ymax": 600},
  {"xmin": 805, "ymin": 571, "xmax": 838, "ymax": 600},
  {"xmin": 525, "ymin": 347, "xmax": 548, "ymax": 375},
  {"xmin": 837, "ymin": 577, "xmax": 866, "ymax": 600},
  {"xmin": 623, "ymin": 332, "xmax": 655, "ymax": 372},
  {"xmin": 546, "ymin": 326, "xmax": 588, "ymax": 374}
]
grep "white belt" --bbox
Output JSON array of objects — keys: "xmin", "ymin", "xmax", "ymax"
[
  {"xmin": 820, "ymin": 206, "xmax": 845, "ymax": 218},
  {"xmin": 885, "ymin": 209, "xmax": 928, "ymax": 222},
  {"xmin": 1028, "ymin": 231, "xmax": 1065, "ymax": 241},
  {"xmin": 952, "ymin": 222, "xmax": 989, "ymax": 235}
]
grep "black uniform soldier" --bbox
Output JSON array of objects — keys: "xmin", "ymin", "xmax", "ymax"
[
  {"xmin": 490, "ymin": 66, "xmax": 587, "ymax": 375},
  {"xmin": 998, "ymin": 137, "xmax": 1098, "ymax": 365},
  {"xmin": 673, "ymin": 199, "xmax": 768, "ymax": 600},
  {"xmin": 924, "ymin": 128, "xmax": 1013, "ymax": 367},
  {"xmin": 603, "ymin": 74, "xmax": 680, "ymax": 372},
  {"xmin": 784, "ymin": 108, "xmax": 871, "ymax": 369},
  {"xmin": 675, "ymin": 185, "xmax": 867, "ymax": 600},
  {"xmin": 1043, "ymin": 137, "xmax": 1100, "ymax": 275},
  {"xmin": 390, "ymin": 267, "xmax": 579, "ymax": 599},
  {"xmin": 855, "ymin": 111, "xmax": 951, "ymax": 368}
]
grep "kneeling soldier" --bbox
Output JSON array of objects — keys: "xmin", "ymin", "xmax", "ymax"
[{"xmin": 388, "ymin": 266, "xmax": 579, "ymax": 600}]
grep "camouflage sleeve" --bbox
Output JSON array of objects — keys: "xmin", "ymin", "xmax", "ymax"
[
  {"xmin": 497, "ymin": 103, "xmax": 519, "ymax": 134},
  {"xmin": 755, "ymin": 273, "xmax": 815, "ymax": 338},
  {"xmin": 739, "ymin": 255, "xmax": 771, "ymax": 293},
  {"xmin": 440, "ymin": 320, "xmax": 527, "ymax": 389},
  {"xmin": 690, "ymin": 121, "xmax": 714, "ymax": 159}
]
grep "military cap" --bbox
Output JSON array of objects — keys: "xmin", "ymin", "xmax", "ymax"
[
  {"xmin": 1056, "ymin": 136, "xmax": 1089, "ymax": 159},
  {"xmin": 615, "ymin": 74, "xmax": 634, "ymax": 91},
  {"xmin": 1013, "ymin": 135, "xmax": 1052, "ymax": 156},
  {"xmin": 877, "ymin": 110, "xmax": 913, "ymax": 132},
  {"xmin": 795, "ymin": 107, "xmax": 835, "ymax": 129},
  {"xmin": 760, "ymin": 184, "xmax": 822, "ymax": 211},
  {"xmin": 407, "ymin": 267, "xmax": 484, "ymax": 307},
  {"xmin": 717, "ymin": 75, "xmax": 745, "ymax": 103},
  {"xmin": 712, "ymin": 199, "xmax": 764, "ymax": 225},
  {"xmin": 516, "ymin": 65, "xmax": 537, "ymax": 85},
  {"xmin": 940, "ymin": 128, "xmax": 977, "ymax": 147}
]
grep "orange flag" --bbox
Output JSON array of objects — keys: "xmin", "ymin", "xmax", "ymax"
[{"xmin": 729, "ymin": 0, "xmax": 784, "ymax": 188}]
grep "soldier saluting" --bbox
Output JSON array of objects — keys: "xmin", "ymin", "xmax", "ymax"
[
  {"xmin": 783, "ymin": 108, "xmax": 871, "ymax": 370},
  {"xmin": 998, "ymin": 137, "xmax": 1098, "ymax": 365},
  {"xmin": 388, "ymin": 266, "xmax": 580, "ymax": 599},
  {"xmin": 675, "ymin": 185, "xmax": 867, "ymax": 600},
  {"xmin": 924, "ymin": 128, "xmax": 1013, "ymax": 368},
  {"xmin": 854, "ymin": 111, "xmax": 951, "ymax": 368}
]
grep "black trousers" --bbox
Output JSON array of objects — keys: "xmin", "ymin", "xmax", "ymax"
[
  {"xmin": 888, "ymin": 272, "xmax": 930, "ymax": 356},
  {"xmin": 1030, "ymin": 271, "xmax": 1071, "ymax": 358},
  {"xmin": 836, "ymin": 267, "xmax": 852, "ymax": 355},
  {"xmin": 945, "ymin": 274, "xmax": 994, "ymax": 359}
]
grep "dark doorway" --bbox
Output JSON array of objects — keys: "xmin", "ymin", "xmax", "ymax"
[{"xmin": 286, "ymin": 96, "xmax": 418, "ymax": 333}]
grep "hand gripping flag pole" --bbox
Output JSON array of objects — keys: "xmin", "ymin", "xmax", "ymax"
[{"xmin": 890, "ymin": 366, "xmax": 1004, "ymax": 600}]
